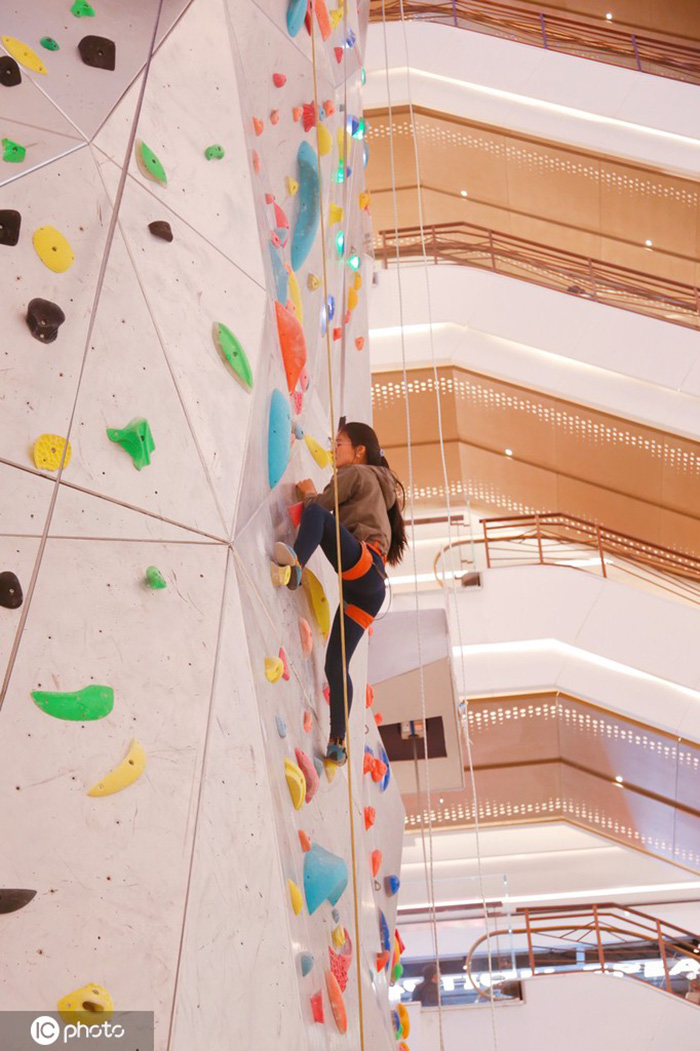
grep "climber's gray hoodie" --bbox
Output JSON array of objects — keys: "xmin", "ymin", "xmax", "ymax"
[{"xmin": 303, "ymin": 464, "xmax": 397, "ymax": 559}]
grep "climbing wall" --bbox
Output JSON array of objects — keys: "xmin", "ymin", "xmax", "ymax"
[{"xmin": 0, "ymin": 2, "xmax": 405, "ymax": 1050}]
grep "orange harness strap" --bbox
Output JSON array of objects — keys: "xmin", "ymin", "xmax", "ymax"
[
  {"xmin": 341, "ymin": 542, "xmax": 374, "ymax": 581},
  {"xmin": 344, "ymin": 604, "xmax": 375, "ymax": 630}
]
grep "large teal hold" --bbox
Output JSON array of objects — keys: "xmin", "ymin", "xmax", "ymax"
[
  {"xmin": 303, "ymin": 843, "xmax": 348, "ymax": 915},
  {"xmin": 268, "ymin": 389, "xmax": 291, "ymax": 489},
  {"xmin": 291, "ymin": 142, "xmax": 320, "ymax": 273},
  {"xmin": 286, "ymin": 0, "xmax": 307, "ymax": 36},
  {"xmin": 268, "ymin": 241, "xmax": 289, "ymax": 305}
]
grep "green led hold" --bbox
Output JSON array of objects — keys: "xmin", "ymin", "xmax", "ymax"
[
  {"xmin": 31, "ymin": 684, "xmax": 113, "ymax": 721},
  {"xmin": 361, "ymin": 66, "xmax": 366, "ymax": 85},
  {"xmin": 2, "ymin": 138, "xmax": 26, "ymax": 163},
  {"xmin": 145, "ymin": 566, "xmax": 167, "ymax": 589},
  {"xmin": 212, "ymin": 323, "xmax": 253, "ymax": 391},
  {"xmin": 135, "ymin": 140, "xmax": 167, "ymax": 186},
  {"xmin": 40, "ymin": 37, "xmax": 60, "ymax": 51},
  {"xmin": 106, "ymin": 417, "xmax": 155, "ymax": 470},
  {"xmin": 71, "ymin": 0, "xmax": 96, "ymax": 15},
  {"xmin": 204, "ymin": 144, "xmax": 225, "ymax": 160}
]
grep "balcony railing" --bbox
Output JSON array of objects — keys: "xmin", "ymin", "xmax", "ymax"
[
  {"xmin": 376, "ymin": 222, "xmax": 700, "ymax": 329},
  {"xmin": 369, "ymin": 0, "xmax": 700, "ymax": 85}
]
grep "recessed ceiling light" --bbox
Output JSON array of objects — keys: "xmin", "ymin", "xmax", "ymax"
[
  {"xmin": 460, "ymin": 189, "xmax": 468, "ymax": 197},
  {"xmin": 605, "ymin": 12, "xmax": 613, "ymax": 19},
  {"xmin": 645, "ymin": 239, "xmax": 653, "ymax": 247},
  {"xmin": 505, "ymin": 448, "xmax": 513, "ymax": 456},
  {"xmin": 615, "ymin": 775, "xmax": 624, "ymax": 783},
  {"xmin": 439, "ymin": 797, "xmax": 444, "ymax": 803}
]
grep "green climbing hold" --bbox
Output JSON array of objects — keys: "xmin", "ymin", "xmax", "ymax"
[
  {"xmin": 71, "ymin": 0, "xmax": 96, "ymax": 15},
  {"xmin": 31, "ymin": 684, "xmax": 113, "ymax": 721},
  {"xmin": 145, "ymin": 566, "xmax": 167, "ymax": 589},
  {"xmin": 2, "ymin": 138, "xmax": 26, "ymax": 163},
  {"xmin": 212, "ymin": 323, "xmax": 253, "ymax": 391},
  {"xmin": 135, "ymin": 140, "xmax": 167, "ymax": 186},
  {"xmin": 106, "ymin": 417, "xmax": 155, "ymax": 470},
  {"xmin": 40, "ymin": 37, "xmax": 60, "ymax": 51},
  {"xmin": 204, "ymin": 144, "xmax": 225, "ymax": 160}
]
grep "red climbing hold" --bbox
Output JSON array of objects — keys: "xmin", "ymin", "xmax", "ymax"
[
  {"xmin": 365, "ymin": 684, "xmax": 374, "ymax": 708},
  {"xmin": 273, "ymin": 72, "xmax": 287, "ymax": 87},
  {"xmin": 299, "ymin": 829, "xmax": 312, "ymax": 852},
  {"xmin": 332, "ymin": 327, "xmax": 342, "ymax": 341},
  {"xmin": 370, "ymin": 850, "xmax": 383, "ymax": 877},
  {"xmin": 323, "ymin": 685, "xmax": 330, "ymax": 705},
  {"xmin": 275, "ymin": 300, "xmax": 307, "ymax": 394},
  {"xmin": 374, "ymin": 712, "xmax": 384, "ymax": 726},
  {"xmin": 329, "ymin": 947, "xmax": 350, "ymax": 992},
  {"xmin": 289, "ymin": 501, "xmax": 304, "ymax": 527},
  {"xmin": 364, "ymin": 806, "xmax": 376, "ymax": 830},
  {"xmin": 310, "ymin": 991, "xmax": 324, "ymax": 1023},
  {"xmin": 334, "ymin": 46, "xmax": 344, "ymax": 63},
  {"xmin": 376, "ymin": 950, "xmax": 390, "ymax": 971},
  {"xmin": 302, "ymin": 102, "xmax": 318, "ymax": 132}
]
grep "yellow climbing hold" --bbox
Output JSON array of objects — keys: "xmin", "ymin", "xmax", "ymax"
[
  {"xmin": 288, "ymin": 269, "xmax": 304, "ymax": 324},
  {"xmin": 265, "ymin": 656, "xmax": 285, "ymax": 683},
  {"xmin": 32, "ymin": 226, "xmax": 75, "ymax": 273},
  {"xmin": 359, "ymin": 191, "xmax": 371, "ymax": 210},
  {"xmin": 2, "ymin": 36, "xmax": 48, "ymax": 74},
  {"xmin": 354, "ymin": 271, "xmax": 362, "ymax": 291},
  {"xmin": 302, "ymin": 568, "xmax": 330, "ymax": 639},
  {"xmin": 347, "ymin": 287, "xmax": 358, "ymax": 312},
  {"xmin": 285, "ymin": 758, "xmax": 306, "ymax": 810},
  {"xmin": 332, "ymin": 925, "xmax": 346, "ymax": 948},
  {"xmin": 307, "ymin": 273, "xmax": 320, "ymax": 292},
  {"xmin": 286, "ymin": 176, "xmax": 299, "ymax": 196},
  {"xmin": 329, "ymin": 203, "xmax": 343, "ymax": 224},
  {"xmin": 58, "ymin": 983, "xmax": 113, "ymax": 1024},
  {"xmin": 33, "ymin": 434, "xmax": 71, "ymax": 472},
  {"xmin": 318, "ymin": 123, "xmax": 332, "ymax": 157},
  {"xmin": 304, "ymin": 433, "xmax": 331, "ymax": 469},
  {"xmin": 288, "ymin": 878, "xmax": 303, "ymax": 915},
  {"xmin": 270, "ymin": 562, "xmax": 292, "ymax": 588},
  {"xmin": 87, "ymin": 739, "xmax": 146, "ymax": 798},
  {"xmin": 330, "ymin": 8, "xmax": 344, "ymax": 29},
  {"xmin": 324, "ymin": 759, "xmax": 338, "ymax": 783}
]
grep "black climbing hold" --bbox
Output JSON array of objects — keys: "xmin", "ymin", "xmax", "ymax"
[
  {"xmin": 0, "ymin": 889, "xmax": 36, "ymax": 914},
  {"xmin": 0, "ymin": 210, "xmax": 21, "ymax": 247},
  {"xmin": 0, "ymin": 571, "xmax": 23, "ymax": 609},
  {"xmin": 148, "ymin": 220, "xmax": 173, "ymax": 242},
  {"xmin": 26, "ymin": 298, "xmax": 66, "ymax": 344},
  {"xmin": 0, "ymin": 56, "xmax": 22, "ymax": 87},
  {"xmin": 78, "ymin": 35, "xmax": 116, "ymax": 71}
]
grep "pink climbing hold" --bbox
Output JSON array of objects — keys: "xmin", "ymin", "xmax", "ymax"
[
  {"xmin": 329, "ymin": 947, "xmax": 350, "ymax": 992},
  {"xmin": 311, "ymin": 991, "xmax": 324, "ymax": 1023},
  {"xmin": 364, "ymin": 806, "xmax": 375, "ymax": 830},
  {"xmin": 303, "ymin": 709, "xmax": 313, "ymax": 732},
  {"xmin": 299, "ymin": 617, "xmax": 313, "ymax": 655},
  {"xmin": 273, "ymin": 201, "xmax": 290, "ymax": 237},
  {"xmin": 252, "ymin": 150, "xmax": 261, "ymax": 174},
  {"xmin": 273, "ymin": 72, "xmax": 287, "ymax": 87},
  {"xmin": 295, "ymin": 747, "xmax": 320, "ymax": 803},
  {"xmin": 299, "ymin": 366, "xmax": 310, "ymax": 391},
  {"xmin": 323, "ymin": 684, "xmax": 330, "ymax": 705},
  {"xmin": 264, "ymin": 192, "xmax": 275, "ymax": 204},
  {"xmin": 279, "ymin": 646, "xmax": 290, "ymax": 681},
  {"xmin": 271, "ymin": 232, "xmax": 282, "ymax": 248},
  {"xmin": 365, "ymin": 684, "xmax": 374, "ymax": 708},
  {"xmin": 291, "ymin": 390, "xmax": 304, "ymax": 414},
  {"xmin": 323, "ymin": 99, "xmax": 335, "ymax": 115}
]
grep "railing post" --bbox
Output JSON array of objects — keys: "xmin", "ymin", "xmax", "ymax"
[
  {"xmin": 524, "ymin": 910, "xmax": 537, "ymax": 974},
  {"xmin": 535, "ymin": 514, "xmax": 544, "ymax": 564},
  {"xmin": 631, "ymin": 33, "xmax": 642, "ymax": 71},
  {"xmin": 587, "ymin": 256, "xmax": 598, "ymax": 301},
  {"xmin": 382, "ymin": 229, "xmax": 388, "ymax": 270},
  {"xmin": 596, "ymin": 524, "xmax": 607, "ymax": 578},
  {"xmin": 432, "ymin": 225, "xmax": 438, "ymax": 266},
  {"xmin": 488, "ymin": 228, "xmax": 497, "ymax": 271},
  {"xmin": 483, "ymin": 522, "xmax": 491, "ymax": 569},
  {"xmin": 451, "ymin": 0, "xmax": 457, "ymax": 27},
  {"xmin": 657, "ymin": 920, "xmax": 672, "ymax": 993},
  {"xmin": 592, "ymin": 905, "xmax": 606, "ymax": 973},
  {"xmin": 539, "ymin": 12, "xmax": 549, "ymax": 48}
]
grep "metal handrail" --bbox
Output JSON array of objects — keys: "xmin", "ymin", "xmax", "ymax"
[
  {"xmin": 375, "ymin": 221, "xmax": 700, "ymax": 330},
  {"xmin": 369, "ymin": 0, "xmax": 700, "ymax": 85},
  {"xmin": 465, "ymin": 904, "xmax": 700, "ymax": 1001}
]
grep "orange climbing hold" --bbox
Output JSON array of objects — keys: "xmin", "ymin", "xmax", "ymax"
[
  {"xmin": 292, "ymin": 106, "xmax": 303, "ymax": 122},
  {"xmin": 374, "ymin": 712, "xmax": 384, "ymax": 726},
  {"xmin": 371, "ymin": 758, "xmax": 388, "ymax": 783},
  {"xmin": 270, "ymin": 109, "xmax": 280, "ymax": 124},
  {"xmin": 252, "ymin": 150, "xmax": 261, "ymax": 174},
  {"xmin": 275, "ymin": 301, "xmax": 307, "ymax": 394},
  {"xmin": 253, "ymin": 117, "xmax": 264, "ymax": 136},
  {"xmin": 370, "ymin": 850, "xmax": 383, "ymax": 877},
  {"xmin": 355, "ymin": 337, "xmax": 365, "ymax": 351},
  {"xmin": 332, "ymin": 327, "xmax": 342, "ymax": 341},
  {"xmin": 299, "ymin": 829, "xmax": 312, "ymax": 852},
  {"xmin": 364, "ymin": 806, "xmax": 376, "ymax": 830},
  {"xmin": 365, "ymin": 684, "xmax": 374, "ymax": 708},
  {"xmin": 314, "ymin": 0, "xmax": 332, "ymax": 39},
  {"xmin": 325, "ymin": 970, "xmax": 347, "ymax": 1034},
  {"xmin": 279, "ymin": 646, "xmax": 290, "ymax": 681},
  {"xmin": 299, "ymin": 617, "xmax": 314, "ymax": 655},
  {"xmin": 303, "ymin": 709, "xmax": 313, "ymax": 732},
  {"xmin": 376, "ymin": 950, "xmax": 390, "ymax": 971}
]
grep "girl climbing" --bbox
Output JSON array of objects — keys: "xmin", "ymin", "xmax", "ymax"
[{"xmin": 274, "ymin": 421, "xmax": 407, "ymax": 766}]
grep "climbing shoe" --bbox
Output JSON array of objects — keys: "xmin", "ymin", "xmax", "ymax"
[
  {"xmin": 326, "ymin": 737, "xmax": 347, "ymax": 766},
  {"xmin": 273, "ymin": 541, "xmax": 302, "ymax": 590}
]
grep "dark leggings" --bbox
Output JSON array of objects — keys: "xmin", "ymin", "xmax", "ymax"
[{"xmin": 295, "ymin": 503, "xmax": 386, "ymax": 739}]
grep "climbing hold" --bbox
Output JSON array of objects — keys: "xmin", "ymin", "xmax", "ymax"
[
  {"xmin": 315, "ymin": 0, "xmax": 332, "ymax": 38},
  {"xmin": 33, "ymin": 434, "xmax": 71, "ymax": 472},
  {"xmin": 299, "ymin": 366, "xmax": 310, "ymax": 392},
  {"xmin": 376, "ymin": 950, "xmax": 390, "ymax": 971},
  {"xmin": 0, "ymin": 889, "xmax": 36, "ymax": 914},
  {"xmin": 278, "ymin": 647, "xmax": 290, "ymax": 681},
  {"xmin": 275, "ymin": 715, "xmax": 287, "ymax": 738},
  {"xmin": 332, "ymin": 907, "xmax": 340, "ymax": 923},
  {"xmin": 329, "ymin": 946, "xmax": 351, "ymax": 992},
  {"xmin": 299, "ymin": 830, "xmax": 312, "ymax": 852},
  {"xmin": 307, "ymin": 273, "xmax": 320, "ymax": 291},
  {"xmin": 144, "ymin": 566, "xmax": 167, "ymax": 589},
  {"xmin": 270, "ymin": 562, "xmax": 291, "ymax": 588},
  {"xmin": 322, "ymin": 685, "xmax": 330, "ymax": 705},
  {"xmin": 359, "ymin": 191, "xmax": 371, "ymax": 211},
  {"xmin": 385, "ymin": 875, "xmax": 401, "ymax": 896},
  {"xmin": 270, "ymin": 109, "xmax": 280, "ymax": 125},
  {"xmin": 332, "ymin": 925, "xmax": 346, "ymax": 948},
  {"xmin": 288, "ymin": 501, "xmax": 304, "ymax": 529},
  {"xmin": 0, "ymin": 210, "xmax": 21, "ymax": 246},
  {"xmin": 397, "ymin": 1003, "xmax": 410, "ymax": 1037},
  {"xmin": 265, "ymin": 656, "xmax": 284, "ymax": 683},
  {"xmin": 26, "ymin": 298, "xmax": 65, "ymax": 343},
  {"xmin": 0, "ymin": 56, "xmax": 22, "ymax": 86},
  {"xmin": 71, "ymin": 0, "xmax": 96, "ymax": 16},
  {"xmin": 287, "ymin": 0, "xmax": 308, "ymax": 36},
  {"xmin": 148, "ymin": 220, "xmax": 173, "ymax": 242},
  {"xmin": 268, "ymin": 389, "xmax": 291, "ymax": 489},
  {"xmin": 303, "ymin": 709, "xmax": 313, "ymax": 733},
  {"xmin": 332, "ymin": 327, "xmax": 342, "ymax": 342},
  {"xmin": 334, "ymin": 46, "xmax": 343, "ymax": 63},
  {"xmin": 371, "ymin": 757, "xmax": 388, "ymax": 783},
  {"xmin": 273, "ymin": 72, "xmax": 287, "ymax": 87},
  {"xmin": 292, "ymin": 106, "xmax": 303, "ymax": 122},
  {"xmin": 2, "ymin": 138, "xmax": 26, "ymax": 162},
  {"xmin": 275, "ymin": 301, "xmax": 307, "ymax": 394},
  {"xmin": 284, "ymin": 758, "xmax": 306, "ymax": 810},
  {"xmin": 317, "ymin": 123, "xmax": 332, "ymax": 157},
  {"xmin": 31, "ymin": 684, "xmax": 113, "ymax": 722},
  {"xmin": 1, "ymin": 37, "xmax": 47, "ymax": 74},
  {"xmin": 355, "ymin": 336, "xmax": 364, "ymax": 351},
  {"xmin": 393, "ymin": 963, "xmax": 404, "ymax": 983},
  {"xmin": 326, "ymin": 970, "xmax": 348, "ymax": 1034},
  {"xmin": 379, "ymin": 909, "xmax": 391, "ymax": 952},
  {"xmin": 354, "ymin": 272, "xmax": 362, "ymax": 290},
  {"xmin": 301, "ymin": 102, "xmax": 318, "ymax": 132},
  {"xmin": 292, "ymin": 395, "xmax": 304, "ymax": 419},
  {"xmin": 287, "ymin": 269, "xmax": 304, "ymax": 325},
  {"xmin": 78, "ymin": 34, "xmax": 116, "ymax": 70},
  {"xmin": 327, "ymin": 295, "xmax": 336, "ymax": 321},
  {"xmin": 310, "ymin": 990, "xmax": 324, "ymax": 1023},
  {"xmin": 272, "ymin": 201, "xmax": 290, "ymax": 244},
  {"xmin": 291, "ymin": 141, "xmax": 320, "ymax": 272},
  {"xmin": 269, "ymin": 242, "xmax": 289, "ymax": 304},
  {"xmin": 213, "ymin": 323, "xmax": 253, "ymax": 391},
  {"xmin": 370, "ymin": 850, "xmax": 383, "ymax": 877},
  {"xmin": 302, "ymin": 568, "xmax": 330, "ymax": 638},
  {"xmin": 32, "ymin": 226, "xmax": 75, "ymax": 273},
  {"xmin": 251, "ymin": 150, "xmax": 260, "ymax": 174},
  {"xmin": 304, "ymin": 843, "xmax": 348, "ymax": 914},
  {"xmin": 0, "ymin": 571, "xmax": 22, "ymax": 609},
  {"xmin": 329, "ymin": 7, "xmax": 343, "ymax": 29},
  {"xmin": 106, "ymin": 417, "xmax": 155, "ymax": 470},
  {"xmin": 58, "ymin": 984, "xmax": 113, "ymax": 1025},
  {"xmin": 365, "ymin": 684, "xmax": 374, "ymax": 708},
  {"xmin": 374, "ymin": 712, "xmax": 384, "ymax": 726},
  {"xmin": 87, "ymin": 738, "xmax": 146, "ymax": 797},
  {"xmin": 204, "ymin": 143, "xmax": 225, "ymax": 160},
  {"xmin": 299, "ymin": 617, "xmax": 313, "ymax": 655},
  {"xmin": 329, "ymin": 203, "xmax": 343, "ymax": 224},
  {"xmin": 347, "ymin": 287, "xmax": 358, "ymax": 312},
  {"xmin": 135, "ymin": 140, "xmax": 167, "ymax": 185},
  {"xmin": 379, "ymin": 745, "xmax": 391, "ymax": 791},
  {"xmin": 40, "ymin": 37, "xmax": 60, "ymax": 51},
  {"xmin": 304, "ymin": 433, "xmax": 331, "ymax": 470},
  {"xmin": 313, "ymin": 757, "xmax": 324, "ymax": 778},
  {"xmin": 252, "ymin": 116, "xmax": 264, "ymax": 136},
  {"xmin": 288, "ymin": 878, "xmax": 303, "ymax": 915},
  {"xmin": 323, "ymin": 759, "xmax": 338, "ymax": 783},
  {"xmin": 364, "ymin": 806, "xmax": 375, "ymax": 830},
  {"xmin": 300, "ymin": 951, "xmax": 315, "ymax": 976},
  {"xmin": 285, "ymin": 176, "xmax": 299, "ymax": 196},
  {"xmin": 295, "ymin": 747, "xmax": 320, "ymax": 803}
]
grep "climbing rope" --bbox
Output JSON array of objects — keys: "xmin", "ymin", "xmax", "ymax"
[
  {"xmin": 380, "ymin": 4, "xmax": 500, "ymax": 1045},
  {"xmin": 309, "ymin": 15, "xmax": 366, "ymax": 1051}
]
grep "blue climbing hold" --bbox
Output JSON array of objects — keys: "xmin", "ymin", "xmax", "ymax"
[
  {"xmin": 332, "ymin": 907, "xmax": 340, "ymax": 923},
  {"xmin": 379, "ymin": 909, "xmax": 391, "ymax": 953},
  {"xmin": 291, "ymin": 142, "xmax": 320, "ymax": 272},
  {"xmin": 269, "ymin": 241, "xmax": 289, "ymax": 305},
  {"xmin": 327, "ymin": 295, "xmax": 335, "ymax": 321},
  {"xmin": 268, "ymin": 389, "xmax": 291, "ymax": 489},
  {"xmin": 362, "ymin": 140, "xmax": 370, "ymax": 170},
  {"xmin": 379, "ymin": 745, "xmax": 391, "ymax": 792},
  {"xmin": 276, "ymin": 715, "xmax": 287, "ymax": 738},
  {"xmin": 286, "ymin": 0, "xmax": 307, "ymax": 36},
  {"xmin": 304, "ymin": 843, "xmax": 348, "ymax": 915},
  {"xmin": 312, "ymin": 756, "xmax": 324, "ymax": 778},
  {"xmin": 300, "ymin": 951, "xmax": 315, "ymax": 976},
  {"xmin": 385, "ymin": 875, "xmax": 401, "ymax": 897}
]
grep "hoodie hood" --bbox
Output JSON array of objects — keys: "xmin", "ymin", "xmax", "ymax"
[{"xmin": 362, "ymin": 465, "xmax": 397, "ymax": 509}]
